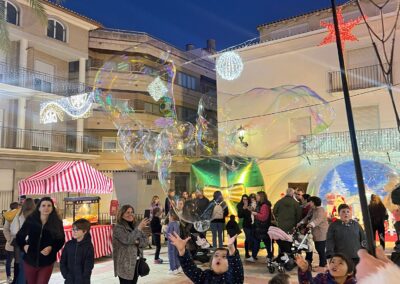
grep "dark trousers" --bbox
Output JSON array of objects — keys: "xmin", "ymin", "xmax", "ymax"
[
  {"xmin": 243, "ymin": 227, "xmax": 253, "ymax": 257},
  {"xmin": 119, "ymin": 261, "xmax": 139, "ymax": 284},
  {"xmin": 373, "ymin": 222, "xmax": 386, "ymax": 249},
  {"xmin": 252, "ymin": 235, "xmax": 273, "ymax": 259},
  {"xmin": 315, "ymin": 240, "xmax": 327, "ymax": 267},
  {"xmin": 24, "ymin": 262, "xmax": 53, "ymax": 284},
  {"xmin": 153, "ymin": 233, "xmax": 161, "ymax": 260},
  {"xmin": 6, "ymin": 250, "xmax": 13, "ymax": 277}
]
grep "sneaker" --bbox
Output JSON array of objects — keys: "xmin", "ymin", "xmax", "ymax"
[
  {"xmin": 154, "ymin": 259, "xmax": 163, "ymax": 264},
  {"xmin": 177, "ymin": 267, "xmax": 183, "ymax": 273},
  {"xmin": 245, "ymin": 256, "xmax": 256, "ymax": 262},
  {"xmin": 167, "ymin": 270, "xmax": 175, "ymax": 275},
  {"xmin": 7, "ymin": 277, "xmax": 12, "ymax": 284}
]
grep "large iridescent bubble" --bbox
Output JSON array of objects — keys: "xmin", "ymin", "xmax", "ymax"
[
  {"xmin": 92, "ymin": 44, "xmax": 334, "ymax": 231},
  {"xmin": 218, "ymin": 85, "xmax": 335, "ymax": 160}
]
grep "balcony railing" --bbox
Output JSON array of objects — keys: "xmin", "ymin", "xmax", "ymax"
[
  {"xmin": 0, "ymin": 61, "xmax": 91, "ymax": 97},
  {"xmin": 301, "ymin": 128, "xmax": 400, "ymax": 157},
  {"xmin": 0, "ymin": 127, "xmax": 102, "ymax": 153},
  {"xmin": 328, "ymin": 64, "xmax": 387, "ymax": 93}
]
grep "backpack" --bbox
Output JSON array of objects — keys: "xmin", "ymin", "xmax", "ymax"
[{"xmin": 211, "ymin": 202, "xmax": 224, "ymax": 220}]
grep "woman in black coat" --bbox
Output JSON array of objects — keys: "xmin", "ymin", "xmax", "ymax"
[
  {"xmin": 368, "ymin": 194, "xmax": 388, "ymax": 249},
  {"xmin": 16, "ymin": 197, "xmax": 65, "ymax": 284},
  {"xmin": 237, "ymin": 194, "xmax": 253, "ymax": 258}
]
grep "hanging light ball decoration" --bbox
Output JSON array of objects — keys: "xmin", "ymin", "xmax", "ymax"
[{"xmin": 216, "ymin": 51, "xmax": 244, "ymax": 81}]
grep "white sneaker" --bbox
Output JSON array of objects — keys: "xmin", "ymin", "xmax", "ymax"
[
  {"xmin": 167, "ymin": 270, "xmax": 175, "ymax": 275},
  {"xmin": 245, "ymin": 256, "xmax": 256, "ymax": 262},
  {"xmin": 177, "ymin": 267, "xmax": 183, "ymax": 273}
]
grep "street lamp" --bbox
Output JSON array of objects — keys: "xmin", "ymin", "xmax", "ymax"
[{"xmin": 237, "ymin": 126, "xmax": 248, "ymax": 147}]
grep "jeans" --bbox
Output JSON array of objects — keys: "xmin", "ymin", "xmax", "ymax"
[
  {"xmin": 210, "ymin": 222, "xmax": 224, "ymax": 248},
  {"xmin": 6, "ymin": 250, "xmax": 13, "ymax": 277},
  {"xmin": 315, "ymin": 240, "xmax": 327, "ymax": 267},
  {"xmin": 167, "ymin": 241, "xmax": 181, "ymax": 271},
  {"xmin": 153, "ymin": 234, "xmax": 161, "ymax": 260}
]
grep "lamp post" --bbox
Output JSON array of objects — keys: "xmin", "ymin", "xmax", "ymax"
[{"xmin": 330, "ymin": 0, "xmax": 375, "ymax": 256}]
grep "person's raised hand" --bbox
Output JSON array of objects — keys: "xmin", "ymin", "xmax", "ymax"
[
  {"xmin": 294, "ymin": 254, "xmax": 309, "ymax": 272},
  {"xmin": 356, "ymin": 247, "xmax": 392, "ymax": 281},
  {"xmin": 227, "ymin": 234, "xmax": 237, "ymax": 255},
  {"xmin": 138, "ymin": 218, "xmax": 150, "ymax": 231},
  {"xmin": 168, "ymin": 231, "xmax": 190, "ymax": 256}
]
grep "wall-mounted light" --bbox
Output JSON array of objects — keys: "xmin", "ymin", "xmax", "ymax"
[{"xmin": 237, "ymin": 126, "xmax": 248, "ymax": 147}]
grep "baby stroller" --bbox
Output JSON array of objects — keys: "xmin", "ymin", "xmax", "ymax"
[
  {"xmin": 267, "ymin": 226, "xmax": 312, "ymax": 273},
  {"xmin": 187, "ymin": 232, "xmax": 212, "ymax": 263}
]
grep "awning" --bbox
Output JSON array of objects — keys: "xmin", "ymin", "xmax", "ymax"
[{"xmin": 18, "ymin": 161, "xmax": 113, "ymax": 195}]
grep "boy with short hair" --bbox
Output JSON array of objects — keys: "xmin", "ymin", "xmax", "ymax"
[
  {"xmin": 60, "ymin": 218, "xmax": 94, "ymax": 284},
  {"xmin": 326, "ymin": 204, "xmax": 366, "ymax": 266}
]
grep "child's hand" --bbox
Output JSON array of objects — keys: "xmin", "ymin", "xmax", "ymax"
[
  {"xmin": 227, "ymin": 234, "xmax": 237, "ymax": 255},
  {"xmin": 294, "ymin": 254, "xmax": 309, "ymax": 272},
  {"xmin": 168, "ymin": 231, "xmax": 190, "ymax": 256}
]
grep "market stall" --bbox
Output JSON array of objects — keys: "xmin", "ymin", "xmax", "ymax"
[{"xmin": 18, "ymin": 160, "xmax": 114, "ymax": 261}]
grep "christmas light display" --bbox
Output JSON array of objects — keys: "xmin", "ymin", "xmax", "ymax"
[
  {"xmin": 147, "ymin": 76, "xmax": 168, "ymax": 101},
  {"xmin": 320, "ymin": 6, "xmax": 363, "ymax": 50},
  {"xmin": 216, "ymin": 51, "xmax": 244, "ymax": 81},
  {"xmin": 40, "ymin": 92, "xmax": 94, "ymax": 124}
]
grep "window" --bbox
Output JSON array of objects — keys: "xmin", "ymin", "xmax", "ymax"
[
  {"xmin": 102, "ymin": 137, "xmax": 117, "ymax": 152},
  {"xmin": 177, "ymin": 71, "xmax": 196, "ymax": 90},
  {"xmin": 47, "ymin": 19, "xmax": 66, "ymax": 42},
  {"xmin": 1, "ymin": 1, "xmax": 19, "ymax": 25}
]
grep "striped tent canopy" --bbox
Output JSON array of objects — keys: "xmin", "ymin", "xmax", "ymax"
[{"xmin": 18, "ymin": 161, "xmax": 113, "ymax": 195}]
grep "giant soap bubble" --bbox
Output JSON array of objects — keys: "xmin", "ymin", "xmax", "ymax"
[{"xmin": 92, "ymin": 44, "xmax": 335, "ymax": 231}]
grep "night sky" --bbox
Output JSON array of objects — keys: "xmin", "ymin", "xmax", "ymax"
[{"xmin": 60, "ymin": 0, "xmax": 348, "ymax": 51}]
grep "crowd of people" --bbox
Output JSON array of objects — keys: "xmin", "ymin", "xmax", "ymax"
[{"xmin": 1, "ymin": 186, "xmax": 400, "ymax": 284}]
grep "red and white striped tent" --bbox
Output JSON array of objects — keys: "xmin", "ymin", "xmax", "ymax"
[{"xmin": 18, "ymin": 161, "xmax": 113, "ymax": 195}]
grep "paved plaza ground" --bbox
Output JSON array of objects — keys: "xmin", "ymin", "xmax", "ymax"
[{"xmin": 1, "ymin": 241, "xmax": 395, "ymax": 283}]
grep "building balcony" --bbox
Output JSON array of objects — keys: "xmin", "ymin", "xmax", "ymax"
[
  {"xmin": 328, "ymin": 64, "xmax": 387, "ymax": 93},
  {"xmin": 0, "ymin": 126, "xmax": 98, "ymax": 153},
  {"xmin": 301, "ymin": 128, "xmax": 400, "ymax": 158},
  {"xmin": 0, "ymin": 61, "xmax": 90, "ymax": 97}
]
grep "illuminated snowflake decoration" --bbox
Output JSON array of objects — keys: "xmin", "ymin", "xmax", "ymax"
[
  {"xmin": 147, "ymin": 76, "xmax": 168, "ymax": 101},
  {"xmin": 216, "ymin": 51, "xmax": 244, "ymax": 81}
]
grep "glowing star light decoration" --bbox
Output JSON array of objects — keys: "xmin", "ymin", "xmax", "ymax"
[
  {"xmin": 216, "ymin": 51, "xmax": 244, "ymax": 81},
  {"xmin": 147, "ymin": 76, "xmax": 168, "ymax": 101},
  {"xmin": 319, "ymin": 6, "xmax": 364, "ymax": 50}
]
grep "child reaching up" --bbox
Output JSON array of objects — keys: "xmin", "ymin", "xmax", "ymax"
[
  {"xmin": 295, "ymin": 253, "xmax": 356, "ymax": 284},
  {"xmin": 168, "ymin": 232, "xmax": 244, "ymax": 284}
]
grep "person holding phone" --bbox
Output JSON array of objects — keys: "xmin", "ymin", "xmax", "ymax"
[{"xmin": 113, "ymin": 204, "xmax": 149, "ymax": 284}]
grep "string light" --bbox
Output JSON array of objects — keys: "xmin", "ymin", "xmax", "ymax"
[
  {"xmin": 147, "ymin": 76, "xmax": 168, "ymax": 101},
  {"xmin": 216, "ymin": 51, "xmax": 244, "ymax": 81}
]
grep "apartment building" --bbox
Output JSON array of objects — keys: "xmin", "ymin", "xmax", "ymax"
[
  {"xmin": 0, "ymin": 0, "xmax": 101, "ymax": 210},
  {"xmin": 217, "ymin": 0, "xmax": 400, "ymax": 208},
  {"xmin": 79, "ymin": 29, "xmax": 216, "ymax": 212}
]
